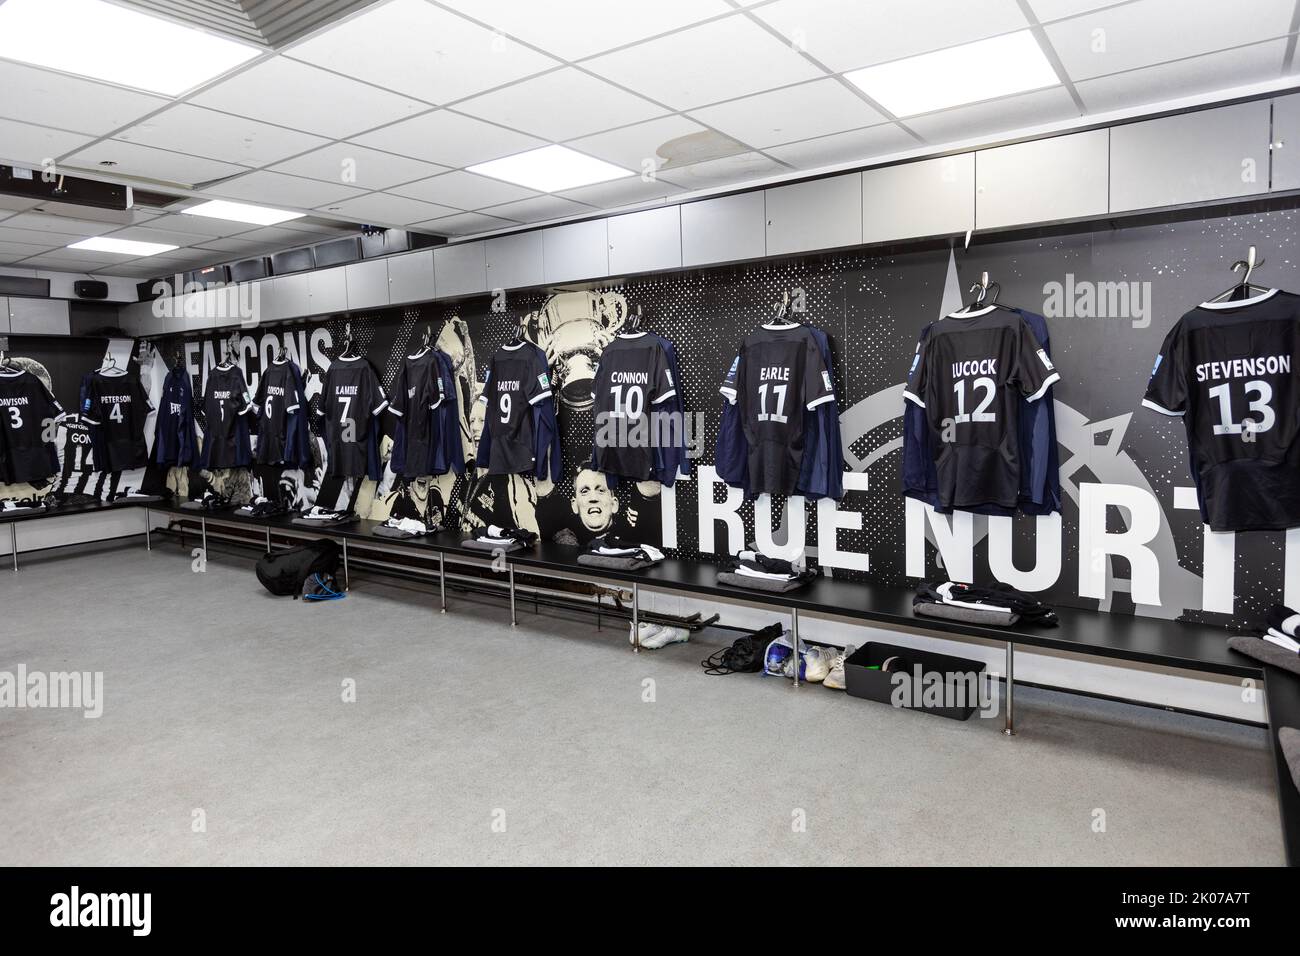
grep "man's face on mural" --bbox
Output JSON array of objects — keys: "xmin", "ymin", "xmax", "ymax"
[{"xmin": 571, "ymin": 468, "xmax": 617, "ymax": 532}]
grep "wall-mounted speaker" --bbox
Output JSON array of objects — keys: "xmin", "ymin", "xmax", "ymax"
[{"xmin": 74, "ymin": 280, "xmax": 109, "ymax": 299}]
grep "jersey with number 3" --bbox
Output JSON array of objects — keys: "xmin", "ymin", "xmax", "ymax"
[
  {"xmin": 1143, "ymin": 289, "xmax": 1300, "ymax": 531},
  {"xmin": 82, "ymin": 369, "xmax": 152, "ymax": 471},
  {"xmin": 903, "ymin": 307, "xmax": 1059, "ymax": 510},
  {"xmin": 479, "ymin": 343, "xmax": 552, "ymax": 475},
  {"xmin": 719, "ymin": 323, "xmax": 836, "ymax": 495},
  {"xmin": 0, "ymin": 368, "xmax": 64, "ymax": 483}
]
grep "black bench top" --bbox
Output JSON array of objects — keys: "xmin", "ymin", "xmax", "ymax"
[
  {"xmin": 0, "ymin": 499, "xmax": 140, "ymax": 525},
  {"xmin": 1263, "ymin": 664, "xmax": 1300, "ymax": 866}
]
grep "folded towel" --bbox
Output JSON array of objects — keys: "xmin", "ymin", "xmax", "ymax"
[
  {"xmin": 1267, "ymin": 604, "xmax": 1300, "ymax": 638},
  {"xmin": 915, "ymin": 600, "xmax": 1020, "ymax": 627},
  {"xmin": 1265, "ymin": 628, "xmax": 1300, "ymax": 654},
  {"xmin": 717, "ymin": 570, "xmax": 809, "ymax": 593},
  {"xmin": 461, "ymin": 538, "xmax": 523, "ymax": 553},
  {"xmin": 577, "ymin": 552, "xmax": 656, "ymax": 571},
  {"xmin": 1227, "ymin": 635, "xmax": 1300, "ymax": 677},
  {"xmin": 1280, "ymin": 728, "xmax": 1300, "ymax": 795}
]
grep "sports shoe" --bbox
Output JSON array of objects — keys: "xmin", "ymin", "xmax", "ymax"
[
  {"xmin": 823, "ymin": 645, "xmax": 856, "ymax": 690},
  {"xmin": 803, "ymin": 646, "xmax": 835, "ymax": 683},
  {"xmin": 629, "ymin": 622, "xmax": 665, "ymax": 645},
  {"xmin": 642, "ymin": 625, "xmax": 689, "ymax": 649}
]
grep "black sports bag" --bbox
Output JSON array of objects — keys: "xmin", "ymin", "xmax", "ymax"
[{"xmin": 255, "ymin": 539, "xmax": 341, "ymax": 598}]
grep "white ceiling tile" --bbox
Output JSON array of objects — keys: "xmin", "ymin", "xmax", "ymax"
[
  {"xmin": 414, "ymin": 212, "xmax": 519, "ymax": 235},
  {"xmin": 567, "ymin": 115, "xmax": 729, "ymax": 172},
  {"xmin": 479, "ymin": 194, "xmax": 595, "ymax": 223},
  {"xmin": 657, "ymin": 150, "xmax": 785, "ymax": 189},
  {"xmin": 0, "ymin": 118, "xmax": 93, "ymax": 167},
  {"xmin": 439, "ymin": 0, "xmax": 733, "ymax": 60},
  {"xmin": 0, "ymin": 224, "xmax": 60, "ymax": 244},
  {"xmin": 583, "ymin": 17, "xmax": 823, "ymax": 110},
  {"xmin": 97, "ymin": 225, "xmax": 226, "ymax": 249},
  {"xmin": 689, "ymin": 79, "xmax": 886, "ymax": 149},
  {"xmin": 61, "ymin": 140, "xmax": 250, "ymax": 189},
  {"xmin": 754, "ymin": 0, "xmax": 1029, "ymax": 73},
  {"xmin": 456, "ymin": 67, "xmax": 667, "ymax": 141},
  {"xmin": 274, "ymin": 218, "xmax": 356, "ymax": 236},
  {"xmin": 190, "ymin": 57, "xmax": 430, "ymax": 139},
  {"xmin": 138, "ymin": 212, "xmax": 259, "ymax": 239},
  {"xmin": 1, "ymin": 211, "xmax": 121, "ymax": 237},
  {"xmin": 391, "ymin": 170, "xmax": 537, "ymax": 209},
  {"xmin": 1076, "ymin": 39, "xmax": 1289, "ymax": 113},
  {"xmin": 0, "ymin": 195, "xmax": 41, "ymax": 214},
  {"xmin": 764, "ymin": 123, "xmax": 921, "ymax": 168},
  {"xmin": 190, "ymin": 234, "xmax": 276, "ymax": 255},
  {"xmin": 0, "ymin": 61, "xmax": 167, "ymax": 136},
  {"xmin": 1025, "ymin": 0, "xmax": 1129, "ymax": 22},
  {"xmin": 206, "ymin": 170, "xmax": 368, "ymax": 209},
  {"xmin": 557, "ymin": 176, "xmax": 684, "ymax": 209},
  {"xmin": 905, "ymin": 86, "xmax": 1080, "ymax": 144},
  {"xmin": 114, "ymin": 104, "xmax": 329, "ymax": 167},
  {"xmin": 353, "ymin": 110, "xmax": 545, "ymax": 167},
  {"xmin": 1045, "ymin": 0, "xmax": 1296, "ymax": 81},
  {"xmin": 0, "ymin": 240, "xmax": 51, "ymax": 258},
  {"xmin": 284, "ymin": 0, "xmax": 558, "ymax": 104},
  {"xmin": 323, "ymin": 192, "xmax": 461, "ymax": 226},
  {"xmin": 269, "ymin": 143, "xmax": 450, "ymax": 190},
  {"xmin": 210, "ymin": 225, "xmax": 316, "ymax": 250},
  {"xmin": 21, "ymin": 249, "xmax": 140, "ymax": 267}
]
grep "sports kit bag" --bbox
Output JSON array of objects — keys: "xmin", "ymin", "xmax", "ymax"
[
  {"xmin": 700, "ymin": 624, "xmax": 781, "ymax": 675},
  {"xmin": 255, "ymin": 539, "xmax": 341, "ymax": 598}
]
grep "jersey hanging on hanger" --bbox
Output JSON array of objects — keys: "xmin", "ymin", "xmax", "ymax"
[
  {"xmin": 431, "ymin": 349, "xmax": 465, "ymax": 476},
  {"xmin": 903, "ymin": 306, "xmax": 1059, "ymax": 511},
  {"xmin": 387, "ymin": 349, "xmax": 442, "ymax": 478},
  {"xmin": 717, "ymin": 322, "xmax": 836, "ymax": 496},
  {"xmin": 200, "ymin": 364, "xmax": 254, "ymax": 469},
  {"xmin": 1143, "ymin": 288, "xmax": 1300, "ymax": 531},
  {"xmin": 903, "ymin": 307, "xmax": 1060, "ymax": 515},
  {"xmin": 81, "ymin": 368, "xmax": 153, "ymax": 471},
  {"xmin": 321, "ymin": 356, "xmax": 387, "ymax": 479},
  {"xmin": 476, "ymin": 341, "xmax": 556, "ymax": 476},
  {"xmin": 589, "ymin": 332, "xmax": 677, "ymax": 481},
  {"xmin": 0, "ymin": 367, "xmax": 64, "ymax": 483},
  {"xmin": 253, "ymin": 359, "xmax": 302, "ymax": 466},
  {"xmin": 154, "ymin": 364, "xmax": 198, "ymax": 468}
]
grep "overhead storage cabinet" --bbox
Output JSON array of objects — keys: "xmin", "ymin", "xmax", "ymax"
[
  {"xmin": 345, "ymin": 259, "xmax": 390, "ymax": 311},
  {"xmin": 862, "ymin": 154, "xmax": 974, "ymax": 243},
  {"xmin": 434, "ymin": 242, "xmax": 488, "ymax": 299},
  {"xmin": 486, "ymin": 231, "xmax": 545, "ymax": 290},
  {"xmin": 543, "ymin": 219, "xmax": 608, "ymax": 283},
  {"xmin": 387, "ymin": 250, "xmax": 436, "ymax": 305},
  {"xmin": 8, "ymin": 297, "xmax": 70, "ymax": 335},
  {"xmin": 607, "ymin": 206, "xmax": 681, "ymax": 276},
  {"xmin": 307, "ymin": 266, "xmax": 349, "ymax": 316},
  {"xmin": 976, "ymin": 130, "xmax": 1109, "ymax": 229},
  {"xmin": 765, "ymin": 174, "xmax": 863, "ymax": 256},
  {"xmin": 681, "ymin": 191, "xmax": 767, "ymax": 266}
]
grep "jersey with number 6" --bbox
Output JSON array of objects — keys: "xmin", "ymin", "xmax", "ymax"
[
  {"xmin": 719, "ymin": 323, "xmax": 836, "ymax": 495},
  {"xmin": 478, "ymin": 342, "xmax": 552, "ymax": 475},
  {"xmin": 81, "ymin": 369, "xmax": 152, "ymax": 471},
  {"xmin": 1143, "ymin": 289, "xmax": 1300, "ymax": 531},
  {"xmin": 902, "ymin": 307, "xmax": 1059, "ymax": 510},
  {"xmin": 0, "ymin": 368, "xmax": 64, "ymax": 483}
]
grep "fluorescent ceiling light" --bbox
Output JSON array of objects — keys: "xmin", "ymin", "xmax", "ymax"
[
  {"xmin": 68, "ymin": 237, "xmax": 178, "ymax": 257},
  {"xmin": 468, "ymin": 145, "xmax": 633, "ymax": 193},
  {"xmin": 0, "ymin": 0, "xmax": 259, "ymax": 96},
  {"xmin": 845, "ymin": 31, "xmax": 1060, "ymax": 117},
  {"xmin": 181, "ymin": 200, "xmax": 305, "ymax": 226}
]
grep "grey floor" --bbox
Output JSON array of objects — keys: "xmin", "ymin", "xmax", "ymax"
[{"xmin": 0, "ymin": 538, "xmax": 1285, "ymax": 866}]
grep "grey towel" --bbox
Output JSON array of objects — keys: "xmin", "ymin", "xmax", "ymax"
[
  {"xmin": 372, "ymin": 525, "xmax": 435, "ymax": 539},
  {"xmin": 461, "ymin": 538, "xmax": 523, "ymax": 553},
  {"xmin": 290, "ymin": 515, "xmax": 357, "ymax": 529},
  {"xmin": 578, "ymin": 553, "xmax": 655, "ymax": 571},
  {"xmin": 915, "ymin": 600, "xmax": 1020, "ymax": 627},
  {"xmin": 717, "ymin": 570, "xmax": 808, "ymax": 593},
  {"xmin": 1280, "ymin": 728, "xmax": 1300, "ymax": 795},
  {"xmin": 1227, "ymin": 635, "xmax": 1300, "ymax": 677}
]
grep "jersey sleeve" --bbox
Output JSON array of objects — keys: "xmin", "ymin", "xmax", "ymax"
[
  {"xmin": 232, "ymin": 375, "xmax": 254, "ymax": 416},
  {"xmin": 524, "ymin": 352, "xmax": 552, "ymax": 406},
  {"xmin": 81, "ymin": 376, "xmax": 103, "ymax": 424},
  {"xmin": 1012, "ymin": 319, "xmax": 1060, "ymax": 403},
  {"xmin": 367, "ymin": 365, "xmax": 387, "ymax": 416},
  {"xmin": 1141, "ymin": 324, "xmax": 1186, "ymax": 417},
  {"xmin": 38, "ymin": 380, "xmax": 66, "ymax": 422},
  {"xmin": 387, "ymin": 363, "xmax": 410, "ymax": 418},
  {"xmin": 719, "ymin": 352, "xmax": 742, "ymax": 405},
  {"xmin": 252, "ymin": 369, "xmax": 268, "ymax": 416},
  {"xmin": 803, "ymin": 338, "xmax": 835, "ymax": 410},
  {"xmin": 902, "ymin": 329, "xmax": 929, "ymax": 409},
  {"xmin": 649, "ymin": 344, "xmax": 676, "ymax": 406}
]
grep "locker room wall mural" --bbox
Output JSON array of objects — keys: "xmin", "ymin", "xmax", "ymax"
[{"xmin": 9, "ymin": 203, "xmax": 1300, "ymax": 626}]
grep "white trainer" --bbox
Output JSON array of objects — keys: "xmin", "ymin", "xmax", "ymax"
[
  {"xmin": 823, "ymin": 645, "xmax": 856, "ymax": 690},
  {"xmin": 629, "ymin": 622, "xmax": 665, "ymax": 645},
  {"xmin": 803, "ymin": 646, "xmax": 835, "ymax": 683},
  {"xmin": 641, "ymin": 625, "xmax": 690, "ymax": 649}
]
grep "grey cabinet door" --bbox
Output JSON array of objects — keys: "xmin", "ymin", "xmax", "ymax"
[
  {"xmin": 345, "ymin": 259, "xmax": 390, "ymax": 311},
  {"xmin": 308, "ymin": 266, "xmax": 349, "ymax": 316},
  {"xmin": 607, "ymin": 206, "xmax": 681, "ymax": 275},
  {"xmin": 1110, "ymin": 102, "xmax": 1271, "ymax": 212},
  {"xmin": 267, "ymin": 274, "xmax": 310, "ymax": 322},
  {"xmin": 0, "ymin": 297, "xmax": 8, "ymax": 334},
  {"xmin": 681, "ymin": 191, "xmax": 766, "ymax": 266},
  {"xmin": 1270, "ymin": 93, "xmax": 1300, "ymax": 191},
  {"xmin": 486, "ymin": 231, "xmax": 544, "ymax": 291},
  {"xmin": 863, "ymin": 154, "xmax": 974, "ymax": 243},
  {"xmin": 387, "ymin": 250, "xmax": 436, "ymax": 305},
  {"xmin": 8, "ymin": 297, "xmax": 70, "ymax": 335},
  {"xmin": 976, "ymin": 130, "xmax": 1108, "ymax": 229},
  {"xmin": 542, "ymin": 219, "xmax": 608, "ymax": 283},
  {"xmin": 765, "ymin": 173, "xmax": 863, "ymax": 256},
  {"xmin": 434, "ymin": 241, "xmax": 488, "ymax": 299}
]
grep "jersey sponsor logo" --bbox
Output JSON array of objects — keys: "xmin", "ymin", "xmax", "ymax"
[
  {"xmin": 1036, "ymin": 349, "xmax": 1054, "ymax": 371},
  {"xmin": 1194, "ymin": 354, "xmax": 1291, "ymax": 382},
  {"xmin": 950, "ymin": 359, "xmax": 998, "ymax": 378},
  {"xmin": 727, "ymin": 356, "xmax": 739, "ymax": 376},
  {"xmin": 821, "ymin": 370, "xmax": 833, "ymax": 390},
  {"xmin": 537, "ymin": 372, "xmax": 550, "ymax": 390},
  {"xmin": 407, "ymin": 386, "xmax": 417, "ymax": 399},
  {"xmin": 665, "ymin": 368, "xmax": 674, "ymax": 386},
  {"xmin": 1150, "ymin": 354, "xmax": 1163, "ymax": 378},
  {"xmin": 908, "ymin": 353, "xmax": 920, "ymax": 376}
]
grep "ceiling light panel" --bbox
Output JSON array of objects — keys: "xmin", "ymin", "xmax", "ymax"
[
  {"xmin": 0, "ymin": 0, "xmax": 260, "ymax": 96},
  {"xmin": 68, "ymin": 236, "xmax": 178, "ymax": 256},
  {"xmin": 181, "ymin": 200, "xmax": 305, "ymax": 226},
  {"xmin": 468, "ymin": 145, "xmax": 633, "ymax": 193}
]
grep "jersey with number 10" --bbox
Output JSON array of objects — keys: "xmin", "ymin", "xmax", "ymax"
[
  {"xmin": 1143, "ymin": 289, "xmax": 1300, "ymax": 531},
  {"xmin": 590, "ymin": 333, "xmax": 676, "ymax": 480}
]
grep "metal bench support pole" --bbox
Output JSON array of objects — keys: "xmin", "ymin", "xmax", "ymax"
[
  {"xmin": 509, "ymin": 565, "xmax": 517, "ymax": 626},
  {"xmin": 791, "ymin": 607, "xmax": 800, "ymax": 688},
  {"xmin": 10, "ymin": 523, "xmax": 17, "ymax": 572},
  {"xmin": 342, "ymin": 538, "xmax": 350, "ymax": 591},
  {"xmin": 144, "ymin": 507, "xmax": 151, "ymax": 551},
  {"xmin": 201, "ymin": 516, "xmax": 207, "ymax": 560},
  {"xmin": 439, "ymin": 552, "xmax": 446, "ymax": 613},
  {"xmin": 632, "ymin": 581, "xmax": 640, "ymax": 653},
  {"xmin": 265, "ymin": 526, "xmax": 271, "ymax": 551},
  {"xmin": 1004, "ymin": 642, "xmax": 1016, "ymax": 736}
]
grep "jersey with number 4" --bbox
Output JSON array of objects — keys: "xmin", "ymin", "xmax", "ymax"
[
  {"xmin": 479, "ymin": 343, "xmax": 552, "ymax": 475},
  {"xmin": 903, "ymin": 307, "xmax": 1059, "ymax": 510},
  {"xmin": 719, "ymin": 323, "xmax": 836, "ymax": 495},
  {"xmin": 321, "ymin": 357, "xmax": 387, "ymax": 478},
  {"xmin": 82, "ymin": 369, "xmax": 152, "ymax": 471},
  {"xmin": 590, "ymin": 333, "xmax": 676, "ymax": 480},
  {"xmin": 1143, "ymin": 289, "xmax": 1300, "ymax": 531},
  {"xmin": 0, "ymin": 368, "xmax": 64, "ymax": 483}
]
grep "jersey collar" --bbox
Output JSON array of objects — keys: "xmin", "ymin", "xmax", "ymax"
[
  {"xmin": 945, "ymin": 305, "xmax": 998, "ymax": 318},
  {"xmin": 1200, "ymin": 288, "xmax": 1279, "ymax": 310},
  {"xmin": 761, "ymin": 322, "xmax": 800, "ymax": 331}
]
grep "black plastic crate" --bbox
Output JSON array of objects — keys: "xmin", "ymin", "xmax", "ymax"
[{"xmin": 843, "ymin": 642, "xmax": 987, "ymax": 721}]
